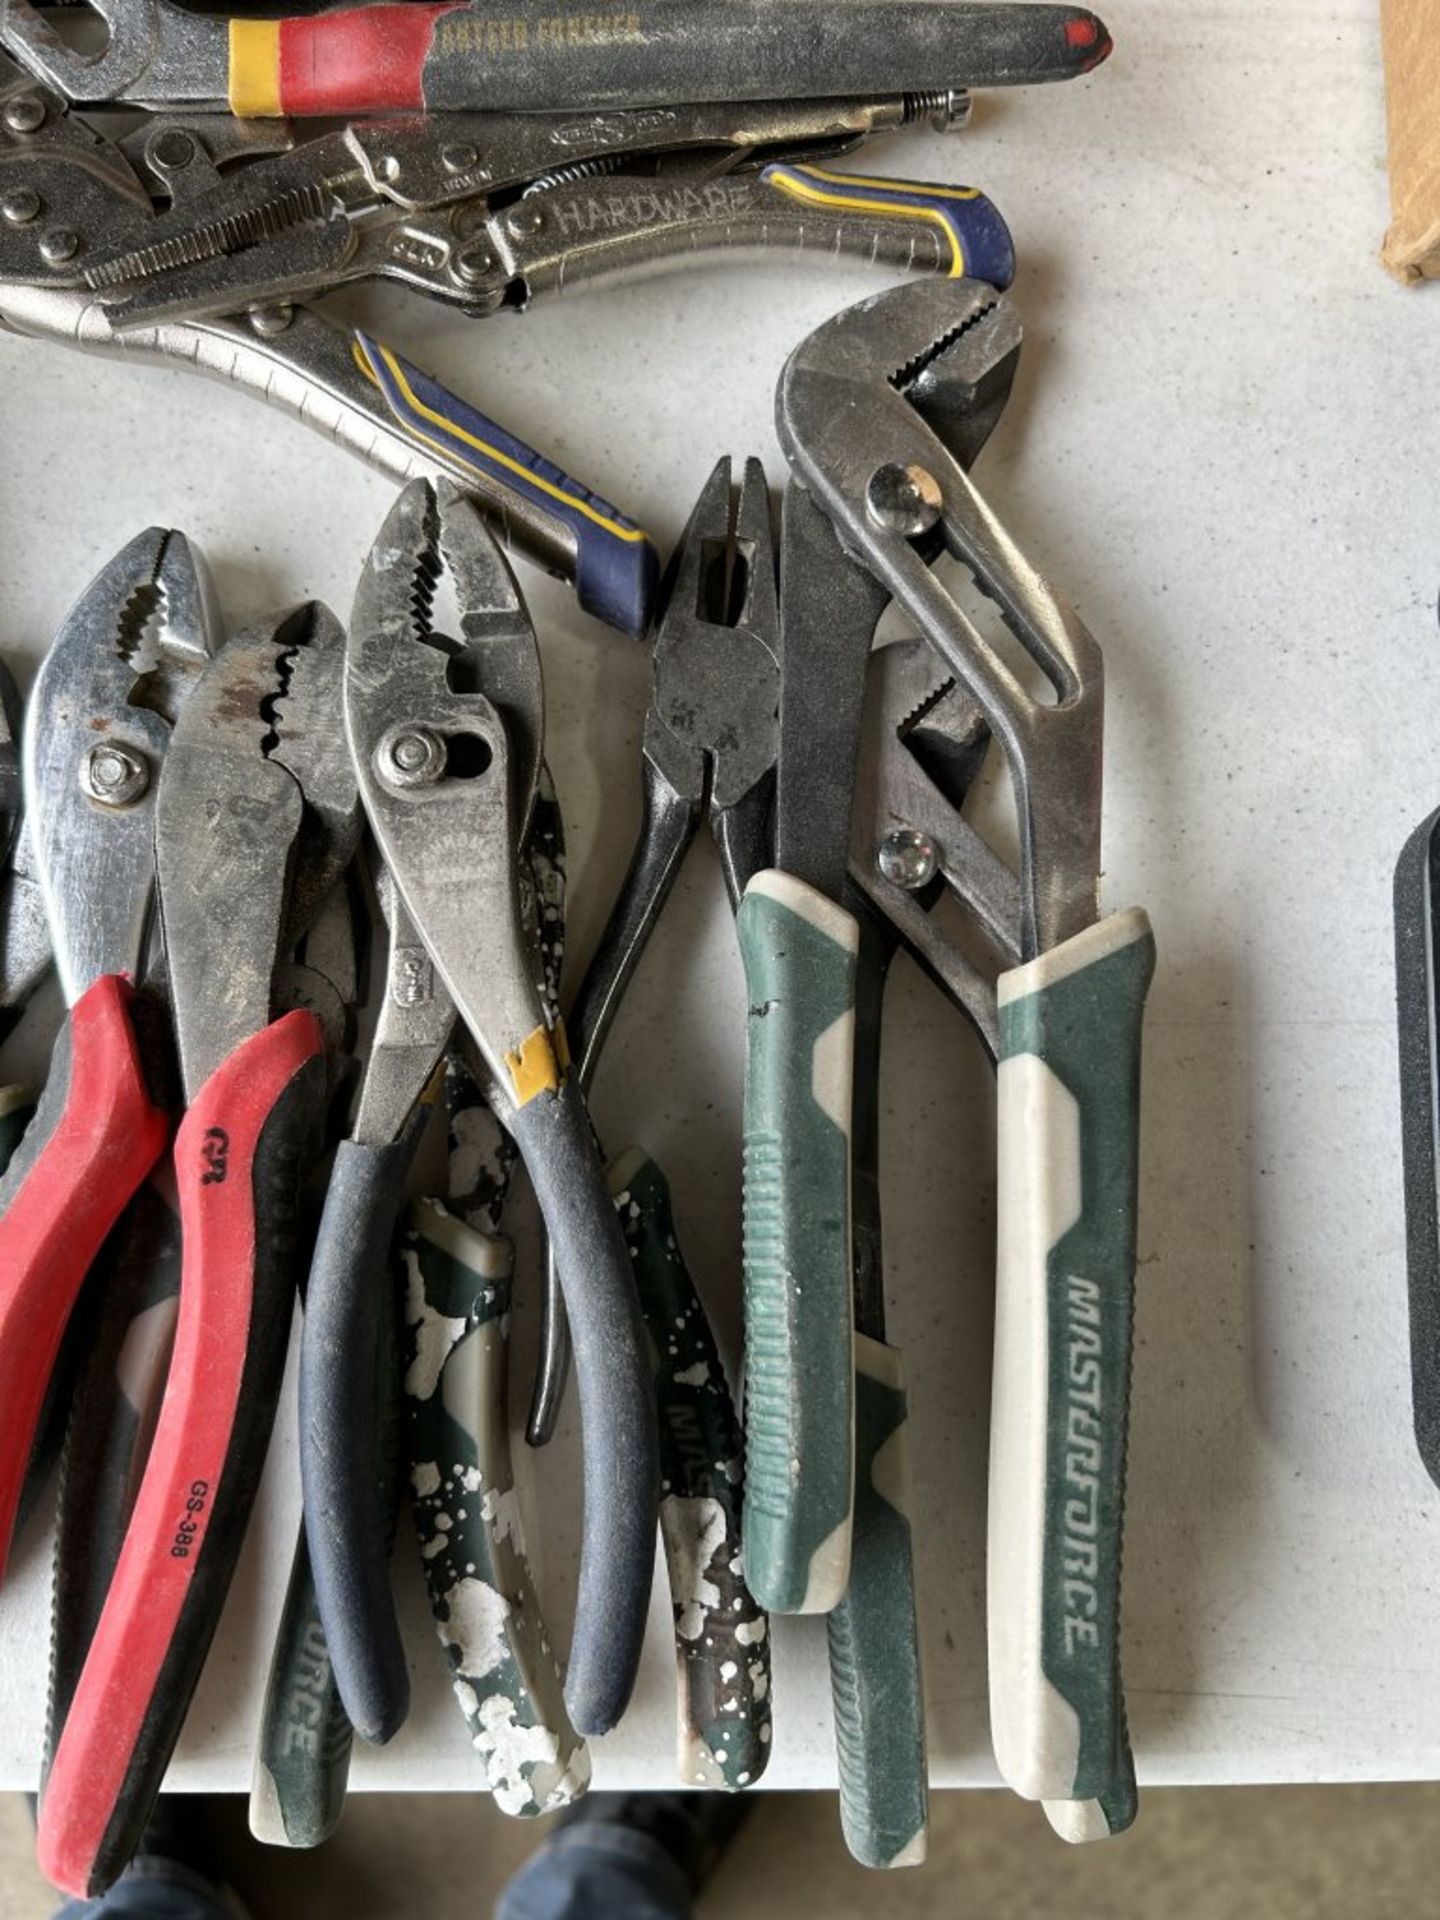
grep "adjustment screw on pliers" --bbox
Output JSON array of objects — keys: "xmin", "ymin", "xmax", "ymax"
[
  {"xmin": 866, "ymin": 462, "xmax": 942, "ymax": 539},
  {"xmin": 80, "ymin": 742, "xmax": 149, "ymax": 809},
  {"xmin": 377, "ymin": 725, "xmax": 446, "ymax": 789},
  {"xmin": 2, "ymin": 96, "xmax": 45, "ymax": 135}
]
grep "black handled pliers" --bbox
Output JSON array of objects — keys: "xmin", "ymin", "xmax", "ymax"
[
  {"xmin": 527, "ymin": 454, "xmax": 780, "ymax": 1441},
  {"xmin": 342, "ymin": 476, "xmax": 659, "ymax": 1738}
]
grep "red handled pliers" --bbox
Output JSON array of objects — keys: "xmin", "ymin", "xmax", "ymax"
[
  {"xmin": 36, "ymin": 600, "xmax": 361, "ymax": 1899},
  {"xmin": 0, "ymin": 529, "xmax": 219, "ymax": 1579}
]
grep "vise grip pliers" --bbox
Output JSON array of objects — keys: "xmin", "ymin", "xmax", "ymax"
[{"xmin": 0, "ymin": 53, "xmax": 1015, "ymax": 636}]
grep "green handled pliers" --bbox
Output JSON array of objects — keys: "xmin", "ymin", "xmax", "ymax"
[{"xmin": 782, "ymin": 277, "xmax": 1155, "ymax": 1832}]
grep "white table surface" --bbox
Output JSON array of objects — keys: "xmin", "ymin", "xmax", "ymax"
[{"xmin": 0, "ymin": 0, "xmax": 1434, "ymax": 1797}]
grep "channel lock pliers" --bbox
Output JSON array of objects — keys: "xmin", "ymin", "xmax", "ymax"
[
  {"xmin": 728, "ymin": 270, "xmax": 1017, "ymax": 1624},
  {"xmin": 0, "ymin": 0, "xmax": 1110, "ymax": 116},
  {"xmin": 38, "ymin": 601, "xmax": 363, "ymax": 1900},
  {"xmin": 344, "ymin": 476, "xmax": 658, "ymax": 1738},
  {"xmin": 0, "ymin": 528, "xmax": 218, "ymax": 1579},
  {"xmin": 850, "ymin": 636, "xmax": 1138, "ymax": 1844},
  {"xmin": 779, "ymin": 276, "xmax": 1154, "ymax": 1827},
  {"xmin": 810, "ymin": 304, "xmax": 1022, "ymax": 1870}
]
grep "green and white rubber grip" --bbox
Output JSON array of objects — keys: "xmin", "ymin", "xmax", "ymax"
[
  {"xmin": 736, "ymin": 869, "xmax": 857, "ymax": 1616},
  {"xmin": 1044, "ymin": 1730, "xmax": 1138, "ymax": 1842},
  {"xmin": 609, "ymin": 1147, "xmax": 772, "ymax": 1791},
  {"xmin": 828, "ymin": 1334, "xmax": 928, "ymax": 1869},
  {"xmin": 987, "ymin": 907, "xmax": 1155, "ymax": 1806},
  {"xmin": 403, "ymin": 1199, "xmax": 589, "ymax": 1817},
  {"xmin": 249, "ymin": 1535, "xmax": 353, "ymax": 1847}
]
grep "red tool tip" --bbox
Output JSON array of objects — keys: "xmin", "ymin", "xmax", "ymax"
[{"xmin": 1065, "ymin": 12, "xmax": 1113, "ymax": 68}]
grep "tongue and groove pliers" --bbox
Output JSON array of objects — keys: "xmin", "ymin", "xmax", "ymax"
[{"xmin": 780, "ymin": 276, "xmax": 1155, "ymax": 1834}]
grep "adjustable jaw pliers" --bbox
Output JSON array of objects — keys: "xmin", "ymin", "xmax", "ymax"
[
  {"xmin": 37, "ymin": 598, "xmax": 363, "ymax": 1900},
  {"xmin": 780, "ymin": 277, "xmax": 1155, "ymax": 1835},
  {"xmin": 344, "ymin": 477, "xmax": 659, "ymax": 1738},
  {"xmin": 0, "ymin": 529, "xmax": 218, "ymax": 1580}
]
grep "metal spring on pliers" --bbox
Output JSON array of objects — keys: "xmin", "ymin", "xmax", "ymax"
[
  {"xmin": 902, "ymin": 88, "xmax": 972, "ymax": 129},
  {"xmin": 522, "ymin": 155, "xmax": 628, "ymax": 197}
]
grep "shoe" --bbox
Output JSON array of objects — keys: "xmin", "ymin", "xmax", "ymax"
[{"xmin": 551, "ymin": 1791, "xmax": 755, "ymax": 1895}]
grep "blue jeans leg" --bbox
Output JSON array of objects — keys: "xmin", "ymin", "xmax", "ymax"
[
  {"xmin": 56, "ymin": 1858, "xmax": 234, "ymax": 1920},
  {"xmin": 496, "ymin": 1821, "xmax": 694, "ymax": 1920}
]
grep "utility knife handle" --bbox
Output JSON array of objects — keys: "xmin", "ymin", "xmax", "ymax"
[
  {"xmin": 987, "ymin": 908, "xmax": 1154, "ymax": 1805},
  {"xmin": 0, "ymin": 975, "xmax": 168, "ymax": 1580},
  {"xmin": 736, "ymin": 870, "xmax": 857, "ymax": 1615},
  {"xmin": 1395, "ymin": 810, "xmax": 1440, "ymax": 1486},
  {"xmin": 38, "ymin": 1011, "xmax": 324, "ymax": 1901},
  {"xmin": 299, "ymin": 1125, "xmax": 426, "ymax": 1747}
]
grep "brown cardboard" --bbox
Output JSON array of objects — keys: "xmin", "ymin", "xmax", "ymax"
[{"xmin": 1381, "ymin": 0, "xmax": 1440, "ymax": 280}]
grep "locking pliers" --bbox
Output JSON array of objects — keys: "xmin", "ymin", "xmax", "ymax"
[{"xmin": 0, "ymin": 56, "xmax": 661, "ymax": 632}]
